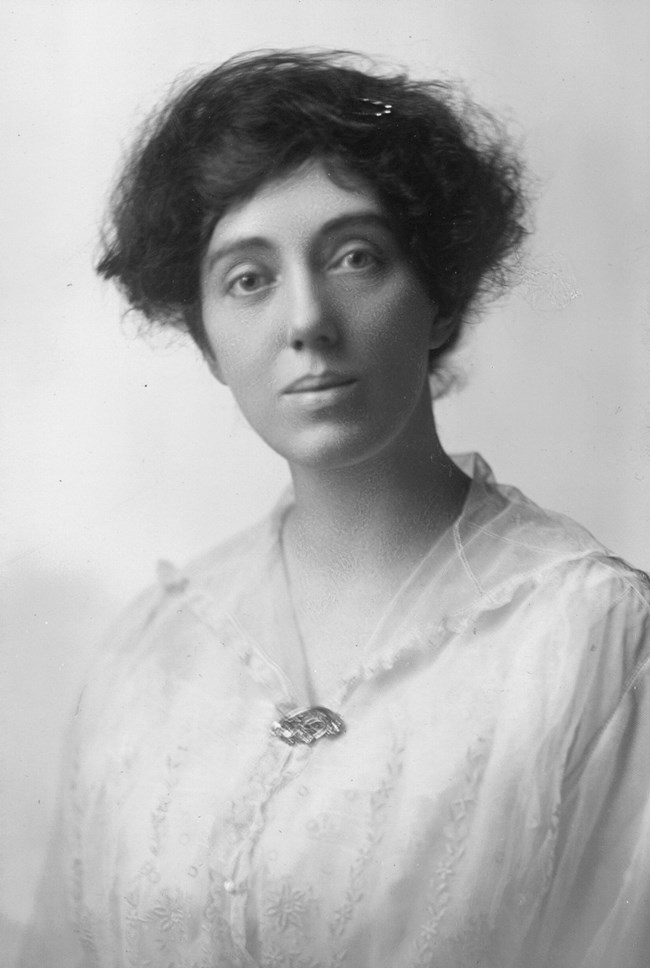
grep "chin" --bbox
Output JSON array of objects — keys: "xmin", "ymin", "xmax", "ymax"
[{"xmin": 264, "ymin": 423, "xmax": 402, "ymax": 472}]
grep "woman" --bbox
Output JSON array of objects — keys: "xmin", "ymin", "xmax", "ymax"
[{"xmin": 23, "ymin": 50, "xmax": 650, "ymax": 968}]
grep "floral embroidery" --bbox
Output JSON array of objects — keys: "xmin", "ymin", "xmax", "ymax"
[
  {"xmin": 52, "ymin": 463, "xmax": 650, "ymax": 968},
  {"xmin": 122, "ymin": 880, "xmax": 255, "ymax": 968},
  {"xmin": 305, "ymin": 810, "xmax": 344, "ymax": 840},
  {"xmin": 265, "ymin": 881, "xmax": 311, "ymax": 931},
  {"xmin": 329, "ymin": 732, "xmax": 405, "ymax": 965},
  {"xmin": 413, "ymin": 740, "xmax": 487, "ymax": 966},
  {"xmin": 259, "ymin": 880, "xmax": 320, "ymax": 968},
  {"xmin": 261, "ymin": 941, "xmax": 320, "ymax": 968},
  {"xmin": 148, "ymin": 888, "xmax": 187, "ymax": 942},
  {"xmin": 150, "ymin": 753, "xmax": 184, "ymax": 859}
]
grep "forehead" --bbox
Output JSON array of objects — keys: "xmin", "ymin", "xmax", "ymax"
[{"xmin": 204, "ymin": 160, "xmax": 385, "ymax": 256}]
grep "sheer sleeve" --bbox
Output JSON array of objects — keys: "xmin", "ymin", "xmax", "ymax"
[
  {"xmin": 529, "ymin": 572, "xmax": 650, "ymax": 968},
  {"xmin": 18, "ymin": 788, "xmax": 85, "ymax": 967},
  {"xmin": 18, "ymin": 583, "xmax": 164, "ymax": 968}
]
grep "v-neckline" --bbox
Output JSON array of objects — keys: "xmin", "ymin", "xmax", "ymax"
[
  {"xmin": 270, "ymin": 473, "xmax": 477, "ymax": 707},
  {"xmin": 218, "ymin": 454, "xmax": 501, "ymax": 710}
]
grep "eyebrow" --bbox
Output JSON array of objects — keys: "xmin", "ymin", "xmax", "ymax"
[{"xmin": 203, "ymin": 211, "xmax": 395, "ymax": 275}]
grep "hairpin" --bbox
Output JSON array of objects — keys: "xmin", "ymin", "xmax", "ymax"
[{"xmin": 352, "ymin": 97, "xmax": 393, "ymax": 118}]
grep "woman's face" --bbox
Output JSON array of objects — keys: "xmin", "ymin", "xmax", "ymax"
[{"xmin": 200, "ymin": 160, "xmax": 447, "ymax": 471}]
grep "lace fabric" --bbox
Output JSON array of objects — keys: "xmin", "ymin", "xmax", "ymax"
[{"xmin": 21, "ymin": 455, "xmax": 650, "ymax": 968}]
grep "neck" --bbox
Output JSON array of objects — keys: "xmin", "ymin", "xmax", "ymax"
[{"xmin": 284, "ymin": 407, "xmax": 470, "ymax": 577}]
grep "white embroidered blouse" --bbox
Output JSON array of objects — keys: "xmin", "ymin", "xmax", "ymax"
[{"xmin": 23, "ymin": 455, "xmax": 650, "ymax": 968}]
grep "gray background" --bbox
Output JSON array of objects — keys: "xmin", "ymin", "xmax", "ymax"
[{"xmin": 1, "ymin": 0, "xmax": 649, "ymax": 958}]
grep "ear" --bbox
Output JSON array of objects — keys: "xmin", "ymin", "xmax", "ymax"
[{"xmin": 429, "ymin": 309, "xmax": 457, "ymax": 351}]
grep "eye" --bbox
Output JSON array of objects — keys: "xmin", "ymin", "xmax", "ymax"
[
  {"xmin": 226, "ymin": 269, "xmax": 272, "ymax": 296},
  {"xmin": 334, "ymin": 247, "xmax": 379, "ymax": 273},
  {"xmin": 338, "ymin": 248, "xmax": 377, "ymax": 269}
]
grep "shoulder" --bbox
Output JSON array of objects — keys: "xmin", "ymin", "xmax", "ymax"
[
  {"xmin": 159, "ymin": 507, "xmax": 278, "ymax": 597},
  {"xmin": 456, "ymin": 455, "xmax": 650, "ymax": 735},
  {"xmin": 76, "ymin": 499, "xmax": 285, "ymax": 721},
  {"xmin": 455, "ymin": 452, "xmax": 650, "ymax": 690},
  {"xmin": 456, "ymin": 452, "xmax": 650, "ymax": 604},
  {"xmin": 113, "ymin": 508, "xmax": 276, "ymax": 640}
]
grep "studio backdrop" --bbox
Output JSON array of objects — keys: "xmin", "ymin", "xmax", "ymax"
[{"xmin": 1, "ymin": 0, "xmax": 648, "ymax": 961}]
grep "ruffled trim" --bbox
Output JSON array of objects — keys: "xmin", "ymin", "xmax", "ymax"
[{"xmin": 146, "ymin": 454, "xmax": 646, "ymax": 712}]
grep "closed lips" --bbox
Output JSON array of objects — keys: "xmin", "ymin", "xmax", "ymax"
[{"xmin": 283, "ymin": 374, "xmax": 356, "ymax": 393}]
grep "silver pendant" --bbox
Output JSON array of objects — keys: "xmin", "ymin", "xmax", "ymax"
[{"xmin": 271, "ymin": 706, "xmax": 346, "ymax": 746}]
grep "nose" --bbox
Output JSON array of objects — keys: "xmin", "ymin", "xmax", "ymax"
[{"xmin": 285, "ymin": 267, "xmax": 339, "ymax": 350}]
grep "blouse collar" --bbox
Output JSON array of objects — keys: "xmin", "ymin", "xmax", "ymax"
[{"xmin": 186, "ymin": 453, "xmax": 606, "ymax": 706}]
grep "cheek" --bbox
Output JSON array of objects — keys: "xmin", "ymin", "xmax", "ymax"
[
  {"xmin": 219, "ymin": 348, "xmax": 273, "ymax": 420},
  {"xmin": 367, "ymin": 292, "xmax": 433, "ymax": 370},
  {"xmin": 202, "ymin": 316, "xmax": 252, "ymax": 384}
]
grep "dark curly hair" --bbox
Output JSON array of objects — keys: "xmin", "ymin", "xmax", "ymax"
[{"xmin": 97, "ymin": 49, "xmax": 527, "ymax": 377}]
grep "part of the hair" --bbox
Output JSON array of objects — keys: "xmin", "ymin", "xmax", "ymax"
[{"xmin": 96, "ymin": 49, "xmax": 528, "ymax": 374}]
